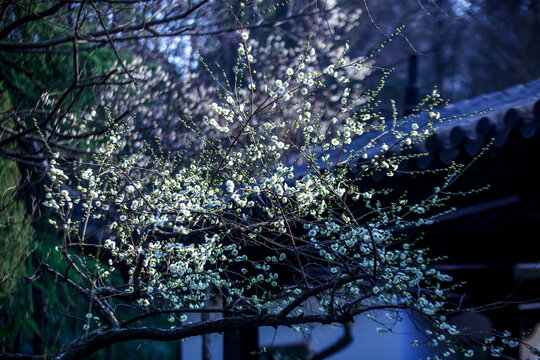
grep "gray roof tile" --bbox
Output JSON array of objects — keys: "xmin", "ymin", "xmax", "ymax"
[{"xmin": 295, "ymin": 78, "xmax": 540, "ymax": 178}]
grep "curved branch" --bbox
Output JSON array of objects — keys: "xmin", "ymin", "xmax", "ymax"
[
  {"xmin": 312, "ymin": 322, "xmax": 352, "ymax": 360},
  {"xmin": 0, "ymin": 0, "xmax": 209, "ymax": 50},
  {"xmin": 55, "ymin": 314, "xmax": 334, "ymax": 360},
  {"xmin": 52, "ymin": 301, "xmax": 419, "ymax": 360},
  {"xmin": 0, "ymin": 1, "xmax": 69, "ymax": 40}
]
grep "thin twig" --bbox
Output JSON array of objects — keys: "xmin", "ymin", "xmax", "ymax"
[{"xmin": 89, "ymin": 0, "xmax": 138, "ymax": 89}]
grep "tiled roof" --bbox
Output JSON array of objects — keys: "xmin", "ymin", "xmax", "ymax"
[
  {"xmin": 294, "ymin": 78, "xmax": 540, "ymax": 178},
  {"xmin": 421, "ymin": 78, "xmax": 540, "ymax": 166}
]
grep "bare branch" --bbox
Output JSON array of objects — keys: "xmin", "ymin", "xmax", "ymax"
[
  {"xmin": 0, "ymin": 1, "xmax": 69, "ymax": 40},
  {"xmin": 0, "ymin": 0, "xmax": 210, "ymax": 50}
]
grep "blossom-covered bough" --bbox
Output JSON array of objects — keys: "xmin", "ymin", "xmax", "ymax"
[{"xmin": 38, "ymin": 27, "xmax": 531, "ymax": 360}]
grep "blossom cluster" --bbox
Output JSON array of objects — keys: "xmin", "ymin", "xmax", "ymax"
[{"xmin": 43, "ymin": 24, "xmax": 521, "ymax": 358}]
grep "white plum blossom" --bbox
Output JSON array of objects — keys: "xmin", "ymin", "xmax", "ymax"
[
  {"xmin": 39, "ymin": 19, "xmax": 520, "ymax": 359},
  {"xmin": 225, "ymin": 180, "xmax": 235, "ymax": 193}
]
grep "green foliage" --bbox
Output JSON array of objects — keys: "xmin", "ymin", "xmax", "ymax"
[
  {"xmin": 0, "ymin": 158, "xmax": 34, "ymax": 295},
  {"xmin": 0, "ymin": 85, "xmax": 70, "ymax": 352},
  {"xmin": 0, "ymin": 155, "xmax": 37, "ymax": 346}
]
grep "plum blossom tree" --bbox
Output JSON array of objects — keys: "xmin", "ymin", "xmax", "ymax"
[
  {"xmin": 34, "ymin": 32, "xmax": 528, "ymax": 360},
  {"xmin": 0, "ymin": 1, "xmax": 535, "ymax": 360}
]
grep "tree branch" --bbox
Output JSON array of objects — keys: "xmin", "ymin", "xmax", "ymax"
[
  {"xmin": 0, "ymin": 1, "xmax": 69, "ymax": 40},
  {"xmin": 89, "ymin": 0, "xmax": 137, "ymax": 88},
  {"xmin": 0, "ymin": 0, "xmax": 209, "ymax": 50}
]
